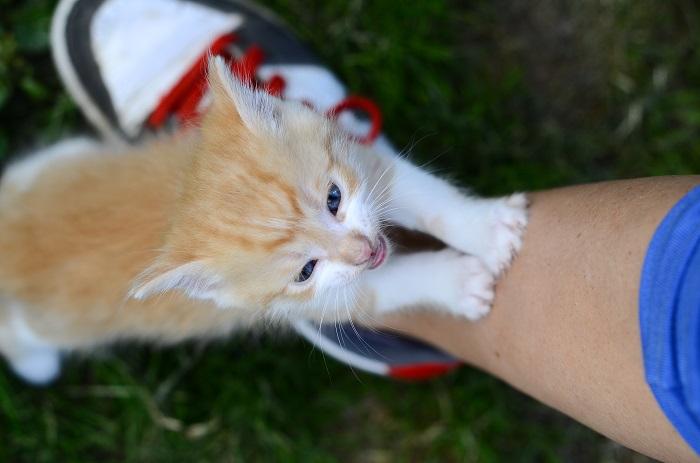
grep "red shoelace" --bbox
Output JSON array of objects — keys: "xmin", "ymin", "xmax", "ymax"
[{"xmin": 147, "ymin": 32, "xmax": 382, "ymax": 145}]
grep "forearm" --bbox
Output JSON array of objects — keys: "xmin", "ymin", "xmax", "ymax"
[{"xmin": 382, "ymin": 176, "xmax": 700, "ymax": 462}]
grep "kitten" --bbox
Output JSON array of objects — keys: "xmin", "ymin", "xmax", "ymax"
[{"xmin": 0, "ymin": 57, "xmax": 527, "ymax": 384}]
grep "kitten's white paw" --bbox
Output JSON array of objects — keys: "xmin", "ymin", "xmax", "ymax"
[
  {"xmin": 9, "ymin": 348, "xmax": 61, "ymax": 385},
  {"xmin": 440, "ymin": 251, "xmax": 495, "ymax": 320},
  {"xmin": 474, "ymin": 193, "xmax": 528, "ymax": 276}
]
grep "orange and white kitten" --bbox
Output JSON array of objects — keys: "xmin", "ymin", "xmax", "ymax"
[{"xmin": 0, "ymin": 58, "xmax": 527, "ymax": 383}]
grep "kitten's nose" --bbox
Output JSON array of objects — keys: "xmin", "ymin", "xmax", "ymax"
[{"xmin": 338, "ymin": 234, "xmax": 373, "ymax": 266}]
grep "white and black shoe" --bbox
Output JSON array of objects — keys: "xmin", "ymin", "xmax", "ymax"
[
  {"xmin": 50, "ymin": 0, "xmax": 460, "ymax": 380},
  {"xmin": 51, "ymin": 0, "xmax": 383, "ymax": 145}
]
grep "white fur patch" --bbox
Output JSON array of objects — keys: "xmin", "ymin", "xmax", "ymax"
[
  {"xmin": 5, "ymin": 305, "xmax": 60, "ymax": 384},
  {"xmin": 383, "ymin": 154, "xmax": 528, "ymax": 275},
  {"xmin": 10, "ymin": 349, "xmax": 61, "ymax": 385},
  {"xmin": 3, "ymin": 137, "xmax": 100, "ymax": 193},
  {"xmin": 129, "ymin": 260, "xmax": 235, "ymax": 308},
  {"xmin": 343, "ymin": 184, "xmax": 375, "ymax": 240},
  {"xmin": 362, "ymin": 249, "xmax": 494, "ymax": 320}
]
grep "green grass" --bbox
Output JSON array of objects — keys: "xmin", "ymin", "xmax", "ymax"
[{"xmin": 2, "ymin": 0, "xmax": 700, "ymax": 461}]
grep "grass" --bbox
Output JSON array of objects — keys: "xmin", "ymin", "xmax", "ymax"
[{"xmin": 1, "ymin": 0, "xmax": 700, "ymax": 461}]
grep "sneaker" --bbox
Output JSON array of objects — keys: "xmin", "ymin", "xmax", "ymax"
[
  {"xmin": 51, "ymin": 0, "xmax": 384, "ymax": 147},
  {"xmin": 293, "ymin": 320, "xmax": 460, "ymax": 380},
  {"xmin": 50, "ymin": 0, "xmax": 461, "ymax": 380}
]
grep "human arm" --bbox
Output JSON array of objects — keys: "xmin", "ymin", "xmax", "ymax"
[{"xmin": 381, "ymin": 176, "xmax": 700, "ymax": 462}]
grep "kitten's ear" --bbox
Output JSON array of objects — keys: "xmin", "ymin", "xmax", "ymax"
[
  {"xmin": 129, "ymin": 259, "xmax": 223, "ymax": 303},
  {"xmin": 207, "ymin": 55, "xmax": 282, "ymax": 135}
]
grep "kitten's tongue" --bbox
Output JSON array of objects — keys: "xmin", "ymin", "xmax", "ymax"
[{"xmin": 369, "ymin": 236, "xmax": 387, "ymax": 269}]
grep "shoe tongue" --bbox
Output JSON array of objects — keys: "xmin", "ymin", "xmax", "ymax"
[{"xmin": 91, "ymin": 0, "xmax": 242, "ymax": 137}]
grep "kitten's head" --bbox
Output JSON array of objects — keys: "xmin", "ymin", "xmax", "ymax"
[{"xmin": 130, "ymin": 57, "xmax": 391, "ymax": 319}]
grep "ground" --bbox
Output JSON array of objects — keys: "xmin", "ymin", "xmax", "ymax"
[{"xmin": 1, "ymin": 0, "xmax": 699, "ymax": 461}]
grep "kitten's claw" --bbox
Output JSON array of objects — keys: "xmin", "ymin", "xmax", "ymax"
[
  {"xmin": 440, "ymin": 250, "xmax": 495, "ymax": 320},
  {"xmin": 455, "ymin": 254, "xmax": 494, "ymax": 320},
  {"xmin": 478, "ymin": 193, "xmax": 529, "ymax": 276}
]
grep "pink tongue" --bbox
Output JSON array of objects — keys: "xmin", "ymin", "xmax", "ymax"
[{"xmin": 369, "ymin": 238, "xmax": 386, "ymax": 269}]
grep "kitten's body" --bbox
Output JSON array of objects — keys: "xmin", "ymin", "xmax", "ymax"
[
  {"xmin": 0, "ymin": 58, "xmax": 527, "ymax": 383},
  {"xmin": 0, "ymin": 136, "xmax": 241, "ymax": 345}
]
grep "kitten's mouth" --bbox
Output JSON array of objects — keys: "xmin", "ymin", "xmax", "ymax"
[{"xmin": 368, "ymin": 235, "xmax": 387, "ymax": 269}]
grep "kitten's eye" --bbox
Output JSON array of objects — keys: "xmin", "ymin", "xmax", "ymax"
[
  {"xmin": 296, "ymin": 259, "xmax": 318, "ymax": 283},
  {"xmin": 327, "ymin": 183, "xmax": 341, "ymax": 216}
]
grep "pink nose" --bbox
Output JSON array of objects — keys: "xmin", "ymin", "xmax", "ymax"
[{"xmin": 339, "ymin": 234, "xmax": 374, "ymax": 266}]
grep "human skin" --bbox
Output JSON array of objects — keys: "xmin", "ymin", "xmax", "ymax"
[{"xmin": 381, "ymin": 176, "xmax": 700, "ymax": 462}]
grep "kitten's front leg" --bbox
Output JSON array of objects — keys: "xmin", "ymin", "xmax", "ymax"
[
  {"xmin": 378, "ymin": 155, "xmax": 528, "ymax": 275},
  {"xmin": 361, "ymin": 249, "xmax": 494, "ymax": 320}
]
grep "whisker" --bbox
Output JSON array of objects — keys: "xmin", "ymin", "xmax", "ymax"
[
  {"xmin": 343, "ymin": 286, "xmax": 375, "ymax": 350},
  {"xmin": 366, "ymin": 161, "xmax": 394, "ymax": 202},
  {"xmin": 340, "ymin": 286, "xmax": 364, "ymax": 383}
]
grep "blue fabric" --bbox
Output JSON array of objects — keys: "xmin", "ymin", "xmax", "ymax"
[{"xmin": 640, "ymin": 184, "xmax": 700, "ymax": 455}]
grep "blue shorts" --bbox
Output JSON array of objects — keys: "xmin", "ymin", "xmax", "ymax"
[{"xmin": 640, "ymin": 183, "xmax": 700, "ymax": 454}]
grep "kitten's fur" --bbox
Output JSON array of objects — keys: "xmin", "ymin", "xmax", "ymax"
[{"xmin": 0, "ymin": 58, "xmax": 527, "ymax": 383}]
